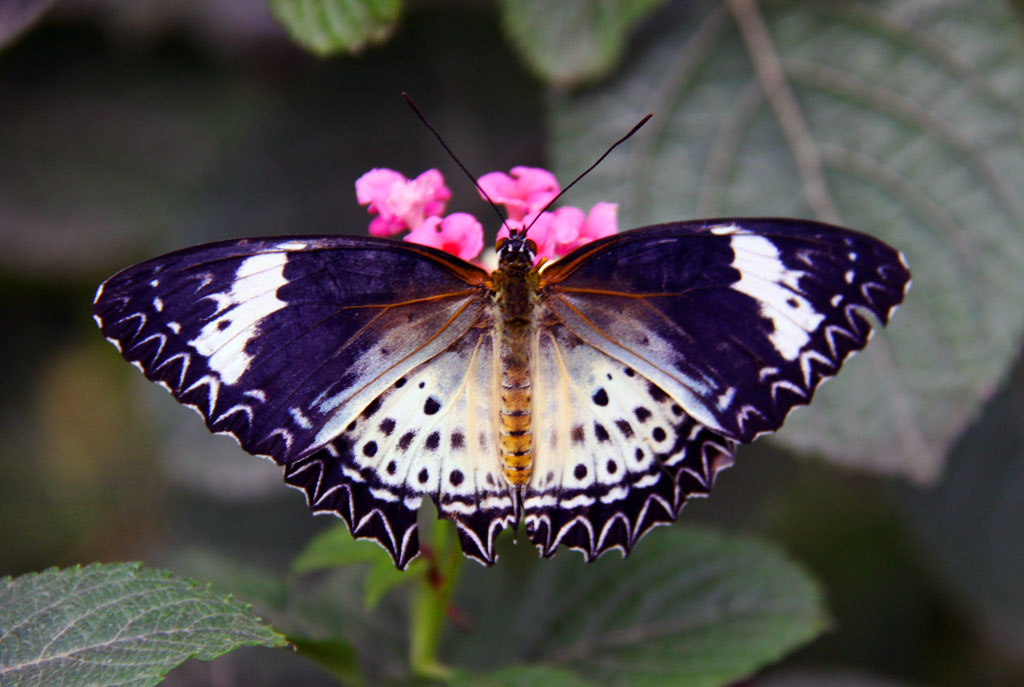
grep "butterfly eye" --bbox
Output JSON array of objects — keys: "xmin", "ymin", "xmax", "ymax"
[
  {"xmin": 496, "ymin": 237, "xmax": 508, "ymax": 252},
  {"xmin": 525, "ymin": 239, "xmax": 538, "ymax": 255}
]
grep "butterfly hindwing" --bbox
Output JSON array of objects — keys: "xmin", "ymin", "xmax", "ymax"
[
  {"xmin": 526, "ymin": 320, "xmax": 736, "ymax": 559},
  {"xmin": 540, "ymin": 218, "xmax": 911, "ymax": 443},
  {"xmin": 284, "ymin": 325, "xmax": 517, "ymax": 567}
]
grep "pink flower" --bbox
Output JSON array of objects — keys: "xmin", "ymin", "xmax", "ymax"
[
  {"xmin": 477, "ymin": 167, "xmax": 559, "ymax": 222},
  {"xmin": 404, "ymin": 213, "xmax": 484, "ymax": 261},
  {"xmin": 355, "ymin": 168, "xmax": 451, "ymax": 237},
  {"xmin": 355, "ymin": 165, "xmax": 617, "ymax": 264},
  {"xmin": 497, "ymin": 202, "xmax": 618, "ymax": 263}
]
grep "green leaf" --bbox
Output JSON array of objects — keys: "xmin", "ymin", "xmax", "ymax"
[
  {"xmin": 500, "ymin": 0, "xmax": 668, "ymax": 86},
  {"xmin": 364, "ymin": 557, "xmax": 416, "ymax": 609},
  {"xmin": 292, "ymin": 523, "xmax": 394, "ymax": 573},
  {"xmin": 550, "ymin": 0, "xmax": 1024, "ymax": 482},
  {"xmin": 450, "ymin": 526, "xmax": 826, "ymax": 687},
  {"xmin": 0, "ymin": 562, "xmax": 287, "ymax": 687},
  {"xmin": 268, "ymin": 0, "xmax": 402, "ymax": 56},
  {"xmin": 451, "ymin": 665, "xmax": 596, "ymax": 687},
  {"xmin": 291, "ymin": 523, "xmax": 417, "ymax": 608},
  {"xmin": 288, "ymin": 635, "xmax": 364, "ymax": 686}
]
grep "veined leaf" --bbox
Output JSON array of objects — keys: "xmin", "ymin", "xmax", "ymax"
[
  {"xmin": 0, "ymin": 563, "xmax": 286, "ymax": 687},
  {"xmin": 550, "ymin": 0, "xmax": 1024, "ymax": 482},
  {"xmin": 450, "ymin": 526, "xmax": 827, "ymax": 687}
]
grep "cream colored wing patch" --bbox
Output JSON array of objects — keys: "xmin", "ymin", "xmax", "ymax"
[
  {"xmin": 526, "ymin": 317, "xmax": 736, "ymax": 560},
  {"xmin": 284, "ymin": 323, "xmax": 515, "ymax": 568}
]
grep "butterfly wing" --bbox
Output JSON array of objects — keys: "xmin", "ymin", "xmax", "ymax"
[
  {"xmin": 527, "ymin": 320, "xmax": 736, "ymax": 558},
  {"xmin": 524, "ymin": 218, "xmax": 909, "ymax": 559},
  {"xmin": 94, "ymin": 235, "xmax": 505, "ymax": 567},
  {"xmin": 539, "ymin": 218, "xmax": 911, "ymax": 443},
  {"xmin": 284, "ymin": 324, "xmax": 516, "ymax": 567}
]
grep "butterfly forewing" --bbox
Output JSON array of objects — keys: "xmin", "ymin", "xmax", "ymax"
[
  {"xmin": 540, "ymin": 218, "xmax": 911, "ymax": 444},
  {"xmin": 93, "ymin": 235, "xmax": 498, "ymax": 566}
]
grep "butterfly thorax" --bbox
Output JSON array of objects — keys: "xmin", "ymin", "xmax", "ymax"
[{"xmin": 491, "ymin": 235, "xmax": 541, "ymax": 488}]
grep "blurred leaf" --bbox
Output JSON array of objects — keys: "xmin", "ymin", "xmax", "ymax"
[
  {"xmin": 550, "ymin": 0, "xmax": 1024, "ymax": 482},
  {"xmin": 0, "ymin": 51, "xmax": 265, "ymax": 279},
  {"xmin": 171, "ymin": 548, "xmax": 408, "ymax": 679},
  {"xmin": 900, "ymin": 344, "xmax": 1024, "ymax": 661},
  {"xmin": 364, "ymin": 557, "xmax": 416, "ymax": 609},
  {"xmin": 292, "ymin": 523, "xmax": 419, "ymax": 608},
  {"xmin": 0, "ymin": 562, "xmax": 287, "ymax": 687},
  {"xmin": 451, "ymin": 665, "xmax": 596, "ymax": 687},
  {"xmin": 0, "ymin": 0, "xmax": 56, "ymax": 47},
  {"xmin": 268, "ymin": 0, "xmax": 401, "ymax": 56},
  {"xmin": 171, "ymin": 549, "xmax": 293, "ymax": 615},
  {"xmin": 288, "ymin": 635, "xmax": 363, "ymax": 686},
  {"xmin": 499, "ymin": 0, "xmax": 668, "ymax": 86},
  {"xmin": 292, "ymin": 523, "xmax": 393, "ymax": 573},
  {"xmin": 450, "ymin": 526, "xmax": 826, "ymax": 687}
]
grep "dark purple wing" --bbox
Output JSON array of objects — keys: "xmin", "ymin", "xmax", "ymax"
[
  {"xmin": 540, "ymin": 218, "xmax": 910, "ymax": 443},
  {"xmin": 94, "ymin": 235, "xmax": 500, "ymax": 567}
]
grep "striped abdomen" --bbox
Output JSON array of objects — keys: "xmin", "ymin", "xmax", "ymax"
[{"xmin": 499, "ymin": 321, "xmax": 533, "ymax": 486}]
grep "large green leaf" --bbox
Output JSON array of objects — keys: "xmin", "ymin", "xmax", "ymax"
[
  {"xmin": 450, "ymin": 526, "xmax": 826, "ymax": 687},
  {"xmin": 549, "ymin": 0, "xmax": 1024, "ymax": 482},
  {"xmin": 500, "ymin": 0, "xmax": 668, "ymax": 86},
  {"xmin": 0, "ymin": 563, "xmax": 286, "ymax": 687},
  {"xmin": 268, "ymin": 0, "xmax": 401, "ymax": 56}
]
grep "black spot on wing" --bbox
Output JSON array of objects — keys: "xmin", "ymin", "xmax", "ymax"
[
  {"xmin": 571, "ymin": 425, "xmax": 585, "ymax": 444},
  {"xmin": 614, "ymin": 419, "xmax": 634, "ymax": 438},
  {"xmin": 398, "ymin": 431, "xmax": 416, "ymax": 450}
]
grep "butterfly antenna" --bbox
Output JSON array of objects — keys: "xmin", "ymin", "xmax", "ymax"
[
  {"xmin": 402, "ymin": 93, "xmax": 509, "ymax": 232},
  {"xmin": 524, "ymin": 114, "xmax": 652, "ymax": 235}
]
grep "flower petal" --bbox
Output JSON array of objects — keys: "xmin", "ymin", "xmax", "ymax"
[
  {"xmin": 478, "ymin": 167, "xmax": 560, "ymax": 221},
  {"xmin": 355, "ymin": 168, "xmax": 405, "ymax": 210},
  {"xmin": 404, "ymin": 212, "xmax": 483, "ymax": 261}
]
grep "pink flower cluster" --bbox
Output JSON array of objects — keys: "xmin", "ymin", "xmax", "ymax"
[{"xmin": 355, "ymin": 166, "xmax": 617, "ymax": 264}]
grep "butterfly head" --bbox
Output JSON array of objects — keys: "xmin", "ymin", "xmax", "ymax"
[{"xmin": 495, "ymin": 230, "xmax": 538, "ymax": 270}]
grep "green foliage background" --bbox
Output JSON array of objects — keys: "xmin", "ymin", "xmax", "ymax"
[{"xmin": 1, "ymin": 1, "xmax": 1023, "ymax": 685}]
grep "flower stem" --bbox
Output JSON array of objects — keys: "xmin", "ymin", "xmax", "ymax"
[{"xmin": 409, "ymin": 518, "xmax": 462, "ymax": 680}]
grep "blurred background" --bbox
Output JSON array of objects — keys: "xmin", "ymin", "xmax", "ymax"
[{"xmin": 1, "ymin": 1, "xmax": 1023, "ymax": 685}]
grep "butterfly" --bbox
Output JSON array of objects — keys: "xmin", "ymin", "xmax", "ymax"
[{"xmin": 93, "ymin": 218, "xmax": 909, "ymax": 568}]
